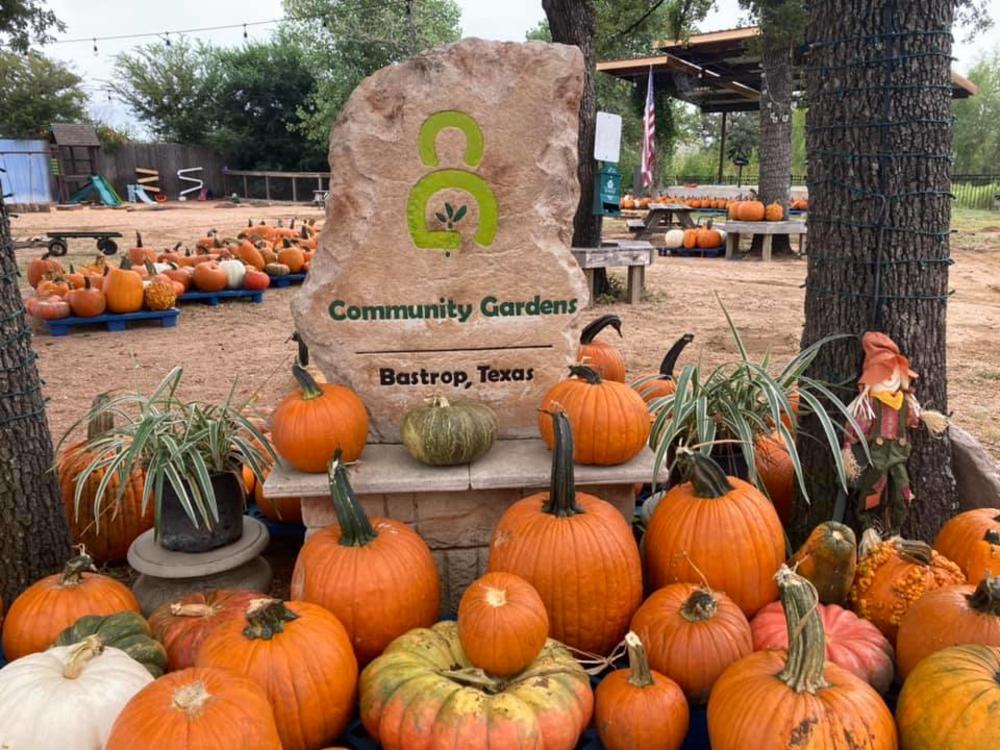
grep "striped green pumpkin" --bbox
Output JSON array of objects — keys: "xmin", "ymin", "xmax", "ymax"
[
  {"xmin": 54, "ymin": 611, "xmax": 167, "ymax": 677},
  {"xmin": 401, "ymin": 396, "xmax": 498, "ymax": 466}
]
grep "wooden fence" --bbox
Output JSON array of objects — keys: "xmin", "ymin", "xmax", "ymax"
[
  {"xmin": 98, "ymin": 143, "xmax": 226, "ymax": 199},
  {"xmin": 223, "ymin": 169, "xmax": 331, "ymax": 203}
]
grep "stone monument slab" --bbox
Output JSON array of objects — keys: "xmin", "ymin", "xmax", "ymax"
[{"xmin": 293, "ymin": 39, "xmax": 589, "ymax": 441}]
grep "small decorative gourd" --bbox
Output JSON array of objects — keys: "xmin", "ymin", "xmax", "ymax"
[{"xmin": 400, "ymin": 395, "xmax": 497, "ymax": 466}]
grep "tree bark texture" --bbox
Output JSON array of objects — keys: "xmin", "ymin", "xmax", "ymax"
[
  {"xmin": 756, "ymin": 40, "xmax": 794, "ymax": 211},
  {"xmin": 794, "ymin": 0, "xmax": 956, "ymax": 544},
  {"xmin": 543, "ymin": 0, "xmax": 602, "ymax": 248},
  {"xmin": 0, "ymin": 181, "xmax": 71, "ymax": 605}
]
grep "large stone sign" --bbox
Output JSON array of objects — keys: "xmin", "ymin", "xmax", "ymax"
[{"xmin": 293, "ymin": 39, "xmax": 589, "ymax": 441}]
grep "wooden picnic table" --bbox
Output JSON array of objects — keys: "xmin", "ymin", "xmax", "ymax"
[
  {"xmin": 720, "ymin": 220, "xmax": 807, "ymax": 262},
  {"xmin": 626, "ymin": 203, "xmax": 696, "ymax": 239},
  {"xmin": 572, "ymin": 240, "xmax": 654, "ymax": 305}
]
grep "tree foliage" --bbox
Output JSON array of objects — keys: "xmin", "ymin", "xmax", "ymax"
[
  {"xmin": 0, "ymin": 0, "xmax": 63, "ymax": 52},
  {"xmin": 953, "ymin": 49, "xmax": 1000, "ymax": 173},
  {"xmin": 0, "ymin": 50, "xmax": 86, "ymax": 138},
  {"xmin": 283, "ymin": 0, "xmax": 462, "ymax": 145}
]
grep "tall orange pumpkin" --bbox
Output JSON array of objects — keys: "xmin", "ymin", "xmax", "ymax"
[
  {"xmin": 933, "ymin": 507, "xmax": 1000, "ymax": 583},
  {"xmin": 630, "ymin": 583, "xmax": 751, "ymax": 703},
  {"xmin": 2, "ymin": 551, "xmax": 140, "ymax": 660},
  {"xmin": 488, "ymin": 410, "xmax": 642, "ymax": 655},
  {"xmin": 103, "ymin": 259, "xmax": 144, "ymax": 313},
  {"xmin": 633, "ymin": 333, "xmax": 694, "ymax": 405},
  {"xmin": 105, "ymin": 666, "xmax": 283, "ymax": 750},
  {"xmin": 754, "ymin": 431, "xmax": 794, "ymax": 524},
  {"xmin": 895, "ymin": 572, "xmax": 1000, "ymax": 679},
  {"xmin": 594, "ymin": 631, "xmax": 689, "ymax": 750},
  {"xmin": 708, "ymin": 567, "xmax": 897, "ymax": 749},
  {"xmin": 290, "ymin": 453, "xmax": 440, "ymax": 665},
  {"xmin": 126, "ymin": 231, "xmax": 157, "ymax": 266},
  {"xmin": 57, "ymin": 393, "xmax": 154, "ymax": 564},
  {"xmin": 270, "ymin": 360, "xmax": 369, "ymax": 473},
  {"xmin": 539, "ymin": 365, "xmax": 650, "ymax": 466},
  {"xmin": 196, "ymin": 598, "xmax": 358, "ymax": 750},
  {"xmin": 576, "ymin": 314, "xmax": 626, "ymax": 382},
  {"xmin": 644, "ymin": 451, "xmax": 786, "ymax": 615},
  {"xmin": 457, "ymin": 571, "xmax": 549, "ymax": 677},
  {"xmin": 849, "ymin": 531, "xmax": 965, "ymax": 643}
]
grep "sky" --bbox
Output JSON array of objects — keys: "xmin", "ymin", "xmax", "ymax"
[{"xmin": 38, "ymin": 0, "xmax": 1000, "ymax": 130}]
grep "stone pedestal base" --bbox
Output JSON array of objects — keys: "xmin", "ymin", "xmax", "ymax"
[{"xmin": 127, "ymin": 516, "xmax": 272, "ymax": 615}]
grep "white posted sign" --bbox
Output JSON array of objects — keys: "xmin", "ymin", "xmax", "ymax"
[{"xmin": 594, "ymin": 111, "xmax": 622, "ymax": 163}]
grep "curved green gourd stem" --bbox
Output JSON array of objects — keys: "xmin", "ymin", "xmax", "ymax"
[
  {"xmin": 61, "ymin": 553, "xmax": 96, "ymax": 586},
  {"xmin": 541, "ymin": 410, "xmax": 582, "ymax": 518},
  {"xmin": 328, "ymin": 451, "xmax": 378, "ymax": 547},
  {"xmin": 292, "ymin": 360, "xmax": 323, "ymax": 400},
  {"xmin": 86, "ymin": 392, "xmax": 113, "ymax": 440},
  {"xmin": 681, "ymin": 452, "xmax": 736, "ymax": 498},
  {"xmin": 580, "ymin": 314, "xmax": 623, "ymax": 344},
  {"xmin": 418, "ymin": 111, "xmax": 484, "ymax": 167},
  {"xmin": 242, "ymin": 599, "xmax": 299, "ymax": 640},
  {"xmin": 659, "ymin": 333, "xmax": 694, "ymax": 379},
  {"xmin": 567, "ymin": 364, "xmax": 602, "ymax": 385},
  {"xmin": 967, "ymin": 573, "xmax": 1000, "ymax": 616},
  {"xmin": 775, "ymin": 566, "xmax": 829, "ymax": 693},
  {"xmin": 624, "ymin": 632, "xmax": 655, "ymax": 688}
]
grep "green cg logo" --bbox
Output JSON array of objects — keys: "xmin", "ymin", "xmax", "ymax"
[{"xmin": 406, "ymin": 111, "xmax": 499, "ymax": 254}]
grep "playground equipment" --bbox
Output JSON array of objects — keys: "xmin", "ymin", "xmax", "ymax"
[
  {"xmin": 45, "ymin": 230, "xmax": 122, "ymax": 256},
  {"xmin": 127, "ymin": 184, "xmax": 158, "ymax": 204},
  {"xmin": 136, "ymin": 167, "xmax": 161, "ymax": 195},
  {"xmin": 177, "ymin": 166, "xmax": 205, "ymax": 201},
  {"xmin": 68, "ymin": 175, "xmax": 123, "ymax": 206}
]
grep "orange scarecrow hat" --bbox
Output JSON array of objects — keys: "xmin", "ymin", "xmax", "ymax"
[{"xmin": 859, "ymin": 332, "xmax": 918, "ymax": 386}]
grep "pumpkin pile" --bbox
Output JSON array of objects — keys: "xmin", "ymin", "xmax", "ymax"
[{"xmin": 620, "ymin": 192, "xmax": 808, "ymax": 213}]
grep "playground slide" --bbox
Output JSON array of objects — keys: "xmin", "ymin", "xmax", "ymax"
[
  {"xmin": 92, "ymin": 176, "xmax": 123, "ymax": 206},
  {"xmin": 128, "ymin": 184, "xmax": 157, "ymax": 204}
]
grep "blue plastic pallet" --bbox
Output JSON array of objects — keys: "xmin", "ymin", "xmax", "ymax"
[
  {"xmin": 44, "ymin": 308, "xmax": 180, "ymax": 336},
  {"xmin": 670, "ymin": 245, "xmax": 725, "ymax": 258},
  {"xmin": 178, "ymin": 289, "xmax": 264, "ymax": 306},
  {"xmin": 268, "ymin": 272, "xmax": 307, "ymax": 288}
]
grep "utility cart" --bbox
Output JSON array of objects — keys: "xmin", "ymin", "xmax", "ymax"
[{"xmin": 45, "ymin": 231, "xmax": 123, "ymax": 257}]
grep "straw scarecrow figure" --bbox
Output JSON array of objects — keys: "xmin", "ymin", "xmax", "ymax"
[{"xmin": 842, "ymin": 332, "xmax": 949, "ymax": 532}]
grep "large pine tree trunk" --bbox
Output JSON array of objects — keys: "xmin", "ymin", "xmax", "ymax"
[
  {"xmin": 0, "ymin": 184, "xmax": 71, "ymax": 604},
  {"xmin": 756, "ymin": 40, "xmax": 793, "ymax": 212},
  {"xmin": 793, "ymin": 0, "xmax": 956, "ymax": 544},
  {"xmin": 543, "ymin": 0, "xmax": 602, "ymax": 248}
]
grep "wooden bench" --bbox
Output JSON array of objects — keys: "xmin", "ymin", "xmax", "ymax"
[
  {"xmin": 720, "ymin": 220, "xmax": 807, "ymax": 261},
  {"xmin": 572, "ymin": 240, "xmax": 655, "ymax": 304}
]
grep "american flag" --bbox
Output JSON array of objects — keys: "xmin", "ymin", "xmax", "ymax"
[{"xmin": 640, "ymin": 66, "xmax": 656, "ymax": 189}]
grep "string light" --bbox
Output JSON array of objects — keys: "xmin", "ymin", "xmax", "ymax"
[
  {"xmin": 164, "ymin": 32, "xmax": 171, "ymax": 47},
  {"xmin": 243, "ymin": 24, "xmax": 248, "ymax": 40},
  {"xmin": 92, "ymin": 38, "xmax": 97, "ymax": 55}
]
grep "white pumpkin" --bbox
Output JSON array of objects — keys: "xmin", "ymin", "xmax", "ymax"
[
  {"xmin": 663, "ymin": 229, "xmax": 686, "ymax": 249},
  {"xmin": 0, "ymin": 637, "xmax": 152, "ymax": 750},
  {"xmin": 218, "ymin": 259, "xmax": 246, "ymax": 289}
]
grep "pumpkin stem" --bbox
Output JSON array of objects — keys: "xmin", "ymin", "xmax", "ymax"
[
  {"xmin": 85, "ymin": 392, "xmax": 114, "ymax": 440},
  {"xmin": 291, "ymin": 360, "xmax": 323, "ymax": 400},
  {"xmin": 291, "ymin": 331, "xmax": 309, "ymax": 366},
  {"xmin": 966, "ymin": 573, "xmax": 1000, "ymax": 616},
  {"xmin": 172, "ymin": 680, "xmax": 212, "ymax": 717},
  {"xmin": 540, "ymin": 409, "xmax": 582, "ymax": 517},
  {"xmin": 62, "ymin": 635, "xmax": 104, "ymax": 679},
  {"xmin": 120, "ymin": 257, "xmax": 133, "ymax": 270},
  {"xmin": 678, "ymin": 450, "xmax": 736, "ymax": 498},
  {"xmin": 60, "ymin": 551, "xmax": 97, "ymax": 586},
  {"xmin": 985, "ymin": 529, "xmax": 1000, "ymax": 546},
  {"xmin": 775, "ymin": 566, "xmax": 829, "ymax": 693},
  {"xmin": 135, "ymin": 231, "xmax": 143, "ymax": 248},
  {"xmin": 568, "ymin": 364, "xmax": 602, "ymax": 385},
  {"xmin": 624, "ymin": 631, "xmax": 656, "ymax": 688},
  {"xmin": 428, "ymin": 394, "xmax": 451, "ymax": 408},
  {"xmin": 144, "ymin": 260, "xmax": 156, "ymax": 276},
  {"xmin": 893, "ymin": 538, "xmax": 933, "ymax": 566},
  {"xmin": 680, "ymin": 588, "xmax": 719, "ymax": 622},
  {"xmin": 173, "ymin": 241, "xmax": 183, "ymax": 251},
  {"xmin": 580, "ymin": 314, "xmax": 623, "ymax": 344},
  {"xmin": 242, "ymin": 598, "xmax": 299, "ymax": 640},
  {"xmin": 169, "ymin": 602, "xmax": 218, "ymax": 618},
  {"xmin": 658, "ymin": 333, "xmax": 694, "ymax": 379},
  {"xmin": 329, "ymin": 450, "xmax": 378, "ymax": 547}
]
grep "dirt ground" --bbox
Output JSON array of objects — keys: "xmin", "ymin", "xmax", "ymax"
[{"xmin": 11, "ymin": 202, "xmax": 1000, "ymax": 459}]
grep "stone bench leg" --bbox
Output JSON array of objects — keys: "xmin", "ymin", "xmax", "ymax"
[
  {"xmin": 762, "ymin": 234, "xmax": 773, "ymax": 262},
  {"xmin": 725, "ymin": 232, "xmax": 739, "ymax": 259},
  {"xmin": 583, "ymin": 268, "xmax": 597, "ymax": 306},
  {"xmin": 627, "ymin": 265, "xmax": 644, "ymax": 304}
]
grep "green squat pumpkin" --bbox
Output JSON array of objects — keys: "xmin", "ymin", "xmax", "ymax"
[
  {"xmin": 400, "ymin": 395, "xmax": 497, "ymax": 466},
  {"xmin": 55, "ymin": 611, "xmax": 168, "ymax": 677}
]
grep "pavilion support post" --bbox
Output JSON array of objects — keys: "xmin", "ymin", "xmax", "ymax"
[{"xmin": 717, "ymin": 111, "xmax": 728, "ymax": 183}]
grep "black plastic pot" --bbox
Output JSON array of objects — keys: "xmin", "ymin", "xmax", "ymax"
[{"xmin": 159, "ymin": 471, "xmax": 245, "ymax": 552}]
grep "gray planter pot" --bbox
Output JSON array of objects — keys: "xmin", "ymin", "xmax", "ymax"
[{"xmin": 159, "ymin": 471, "xmax": 245, "ymax": 552}]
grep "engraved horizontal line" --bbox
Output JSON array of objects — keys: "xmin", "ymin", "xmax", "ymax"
[{"xmin": 354, "ymin": 345, "xmax": 555, "ymax": 355}]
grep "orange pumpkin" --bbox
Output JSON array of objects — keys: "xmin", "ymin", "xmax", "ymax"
[
  {"xmin": 849, "ymin": 530, "xmax": 965, "ymax": 643},
  {"xmin": 539, "ymin": 365, "xmax": 651, "ymax": 466},
  {"xmin": 577, "ymin": 314, "xmax": 626, "ymax": 382},
  {"xmin": 1, "ymin": 551, "xmax": 140, "ymax": 660},
  {"xmin": 104, "ymin": 260, "xmax": 144, "ymax": 313},
  {"xmin": 66, "ymin": 276, "xmax": 106, "ymax": 318},
  {"xmin": 270, "ymin": 360, "xmax": 369, "ymax": 473},
  {"xmin": 457, "ymin": 571, "xmax": 549, "ymax": 677},
  {"xmin": 489, "ymin": 410, "xmax": 642, "ymax": 655},
  {"xmin": 696, "ymin": 223, "xmax": 723, "ymax": 248},
  {"xmin": 736, "ymin": 200, "xmax": 765, "ymax": 221},
  {"xmin": 682, "ymin": 228, "xmax": 699, "ymax": 249},
  {"xmin": 27, "ymin": 255, "xmax": 64, "ymax": 288},
  {"xmin": 754, "ymin": 432, "xmax": 795, "ymax": 524},
  {"xmin": 25, "ymin": 294, "xmax": 70, "ymax": 320},
  {"xmin": 707, "ymin": 568, "xmax": 897, "ymax": 749},
  {"xmin": 764, "ymin": 202, "xmax": 784, "ymax": 221},
  {"xmin": 291, "ymin": 454, "xmax": 440, "ymax": 665},
  {"xmin": 933, "ymin": 507, "xmax": 1000, "ymax": 583},
  {"xmin": 630, "ymin": 583, "xmax": 752, "ymax": 703},
  {"xmin": 788, "ymin": 521, "xmax": 857, "ymax": 605},
  {"xmin": 191, "ymin": 261, "xmax": 228, "ymax": 292},
  {"xmin": 148, "ymin": 590, "xmax": 262, "ymax": 671},
  {"xmin": 126, "ymin": 231, "xmax": 157, "ymax": 265},
  {"xmin": 65, "ymin": 265, "xmax": 85, "ymax": 290},
  {"xmin": 233, "ymin": 238, "xmax": 266, "ymax": 269},
  {"xmin": 277, "ymin": 244, "xmax": 306, "ymax": 273},
  {"xmin": 162, "ymin": 264, "xmax": 193, "ymax": 292},
  {"xmin": 644, "ymin": 451, "xmax": 786, "ymax": 615},
  {"xmin": 594, "ymin": 632, "xmax": 689, "ymax": 750},
  {"xmin": 196, "ymin": 598, "xmax": 358, "ymax": 750},
  {"xmin": 633, "ymin": 333, "xmax": 694, "ymax": 406},
  {"xmin": 36, "ymin": 275, "xmax": 70, "ymax": 297},
  {"xmin": 253, "ymin": 475, "xmax": 303, "ymax": 523},
  {"xmin": 726, "ymin": 201, "xmax": 742, "ymax": 219},
  {"xmin": 105, "ymin": 666, "xmax": 283, "ymax": 750},
  {"xmin": 895, "ymin": 572, "xmax": 1000, "ymax": 679}
]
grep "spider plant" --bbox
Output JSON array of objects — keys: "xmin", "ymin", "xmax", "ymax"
[
  {"xmin": 642, "ymin": 305, "xmax": 869, "ymax": 506},
  {"xmin": 59, "ymin": 367, "xmax": 275, "ymax": 535}
]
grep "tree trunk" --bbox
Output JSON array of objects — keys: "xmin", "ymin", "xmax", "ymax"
[
  {"xmin": 793, "ymin": 0, "xmax": 956, "ymax": 544},
  {"xmin": 0, "ymin": 182, "xmax": 71, "ymax": 605},
  {"xmin": 543, "ymin": 0, "xmax": 602, "ymax": 249},
  {"xmin": 753, "ymin": 36, "xmax": 794, "ymax": 255}
]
